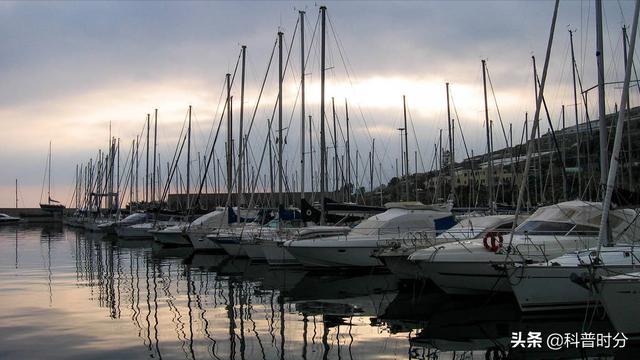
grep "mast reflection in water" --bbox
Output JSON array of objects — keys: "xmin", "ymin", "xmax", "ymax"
[{"xmin": 0, "ymin": 225, "xmax": 638, "ymax": 359}]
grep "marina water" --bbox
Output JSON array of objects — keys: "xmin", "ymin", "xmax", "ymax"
[{"xmin": 1, "ymin": 224, "xmax": 638, "ymax": 359}]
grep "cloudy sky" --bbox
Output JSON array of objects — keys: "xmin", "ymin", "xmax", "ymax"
[{"xmin": 0, "ymin": 0, "xmax": 636, "ymax": 207}]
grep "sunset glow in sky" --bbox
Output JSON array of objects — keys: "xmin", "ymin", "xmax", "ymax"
[{"xmin": 0, "ymin": 1, "xmax": 636, "ymax": 207}]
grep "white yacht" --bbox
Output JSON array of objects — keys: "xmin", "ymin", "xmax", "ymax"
[
  {"xmin": 212, "ymin": 208, "xmax": 294, "ymax": 258},
  {"xmin": 84, "ymin": 216, "xmax": 119, "ymax": 232},
  {"xmin": 377, "ymin": 214, "xmax": 517, "ymax": 280},
  {"xmin": 188, "ymin": 207, "xmax": 260, "ymax": 251},
  {"xmin": 284, "ymin": 202, "xmax": 455, "ymax": 268},
  {"xmin": 408, "ymin": 201, "xmax": 637, "ymax": 295},
  {"xmin": 510, "ymin": 243, "xmax": 640, "ymax": 312},
  {"xmin": 260, "ymin": 224, "xmax": 352, "ymax": 266},
  {"xmin": 212, "ymin": 227, "xmax": 252, "ymax": 257},
  {"xmin": 98, "ymin": 212, "xmax": 149, "ymax": 233},
  {"xmin": 149, "ymin": 220, "xmax": 192, "ymax": 246},
  {"xmin": 116, "ymin": 217, "xmax": 179, "ymax": 240},
  {"xmin": 115, "ymin": 222, "xmax": 157, "ymax": 239}
]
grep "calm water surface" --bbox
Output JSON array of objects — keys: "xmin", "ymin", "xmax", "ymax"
[{"xmin": 0, "ymin": 224, "xmax": 636, "ymax": 359}]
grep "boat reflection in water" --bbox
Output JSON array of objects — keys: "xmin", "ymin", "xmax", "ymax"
[{"xmin": 1, "ymin": 225, "xmax": 638, "ymax": 359}]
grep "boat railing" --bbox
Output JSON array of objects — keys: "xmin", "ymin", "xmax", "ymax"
[
  {"xmin": 384, "ymin": 230, "xmax": 439, "ymax": 250},
  {"xmin": 372, "ymin": 228, "xmax": 440, "ymax": 249},
  {"xmin": 510, "ymin": 230, "xmax": 592, "ymax": 263}
]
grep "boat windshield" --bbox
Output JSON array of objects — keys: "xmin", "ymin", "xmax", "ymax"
[
  {"xmin": 121, "ymin": 213, "xmax": 147, "ymax": 223},
  {"xmin": 513, "ymin": 221, "xmax": 598, "ymax": 236},
  {"xmin": 266, "ymin": 219, "xmax": 304, "ymax": 229},
  {"xmin": 438, "ymin": 224, "xmax": 485, "ymax": 239},
  {"xmin": 350, "ymin": 217, "xmax": 387, "ymax": 235}
]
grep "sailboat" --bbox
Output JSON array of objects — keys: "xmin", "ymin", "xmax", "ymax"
[{"xmin": 40, "ymin": 142, "xmax": 65, "ymax": 212}]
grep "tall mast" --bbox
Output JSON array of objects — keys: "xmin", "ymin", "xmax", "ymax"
[
  {"xmin": 74, "ymin": 165, "xmax": 78, "ymax": 209},
  {"xmin": 268, "ymin": 118, "xmax": 274, "ymax": 200},
  {"xmin": 226, "ymin": 73, "xmax": 233, "ymax": 197},
  {"xmin": 569, "ymin": 29, "xmax": 582, "ymax": 197},
  {"xmin": 319, "ymin": 5, "xmax": 327, "ymax": 224},
  {"xmin": 135, "ymin": 135, "xmax": 139, "ymax": 203},
  {"xmin": 599, "ymin": 0, "xmax": 639, "ymax": 248},
  {"xmin": 130, "ymin": 140, "xmax": 134, "ymax": 209},
  {"xmin": 371, "ymin": 139, "xmax": 375, "ymax": 194},
  {"xmin": 511, "ymin": 0, "xmax": 559, "ymax": 241},
  {"xmin": 144, "ymin": 117, "xmax": 148, "ymax": 204},
  {"xmin": 15, "ymin": 178, "xmax": 18, "ymax": 209},
  {"xmin": 532, "ymin": 57, "xmax": 544, "ymax": 204},
  {"xmin": 48, "ymin": 141, "xmax": 52, "ymax": 203},
  {"xmin": 596, "ymin": 0, "xmax": 608, "ymax": 194},
  {"xmin": 561, "ymin": 105, "xmax": 567, "ymax": 200},
  {"xmin": 345, "ymin": 99, "xmax": 351, "ymax": 202},
  {"xmin": 482, "ymin": 60, "xmax": 494, "ymax": 213},
  {"xmin": 116, "ymin": 137, "xmax": 120, "ymax": 211},
  {"xmin": 108, "ymin": 123, "xmax": 112, "ymax": 209},
  {"xmin": 445, "ymin": 84, "xmax": 454, "ymax": 202},
  {"xmin": 278, "ymin": 31, "xmax": 284, "ymax": 207},
  {"xmin": 403, "ymin": 95, "xmax": 410, "ymax": 202},
  {"xmin": 187, "ymin": 105, "xmax": 192, "ymax": 210},
  {"xmin": 300, "ymin": 11, "xmax": 306, "ymax": 200},
  {"xmin": 438, "ymin": 130, "xmax": 443, "ymax": 200},
  {"xmin": 332, "ymin": 97, "xmax": 338, "ymax": 194},
  {"xmin": 239, "ymin": 45, "xmax": 246, "ymax": 207},
  {"xmin": 623, "ymin": 25, "xmax": 633, "ymax": 190},
  {"xmin": 309, "ymin": 116, "xmax": 314, "ymax": 196},
  {"xmin": 152, "ymin": 109, "xmax": 158, "ymax": 203}
]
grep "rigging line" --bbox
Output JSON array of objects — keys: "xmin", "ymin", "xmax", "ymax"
[
  {"xmin": 243, "ymin": 25, "xmax": 298, "ymax": 207},
  {"xmin": 304, "ymin": 11, "xmax": 321, "ymax": 72},
  {"xmin": 236, "ymin": 38, "xmax": 277, "ymax": 178},
  {"xmin": 272, "ymin": 26, "xmax": 300, "ymax": 196},
  {"xmin": 193, "ymin": 49, "xmax": 242, "ymax": 206},
  {"xmin": 335, "ymin": 102, "xmax": 355, "ymax": 183},
  {"xmin": 581, "ymin": 0, "xmax": 592, "ymax": 84},
  {"xmin": 450, "ymin": 93, "xmax": 478, "ymax": 194},
  {"xmin": 406, "ymin": 105, "xmax": 426, "ymax": 173},
  {"xmin": 623, "ymin": 28, "xmax": 640, "ymax": 97},
  {"xmin": 161, "ymin": 135, "xmax": 187, "ymax": 206},
  {"xmin": 603, "ymin": 4, "xmax": 622, "ymax": 83},
  {"xmin": 326, "ymin": 12, "xmax": 388, "ymax": 181},
  {"xmin": 39, "ymin": 149, "xmax": 48, "ymax": 204},
  {"xmin": 484, "ymin": 63, "xmax": 509, "ymax": 148},
  {"xmin": 281, "ymin": 28, "xmax": 304, "ymax": 165},
  {"xmin": 617, "ymin": 0, "xmax": 627, "ymax": 24},
  {"xmin": 274, "ymin": 12, "xmax": 320, "ymax": 184},
  {"xmin": 291, "ymin": 16, "xmax": 322, "ymax": 194},
  {"xmin": 574, "ymin": 59, "xmax": 594, "ymax": 137},
  {"xmin": 158, "ymin": 107, "xmax": 189, "ymax": 202},
  {"xmin": 547, "ymin": 40, "xmax": 571, "ymax": 130}
]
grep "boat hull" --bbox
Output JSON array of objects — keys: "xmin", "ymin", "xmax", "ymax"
[
  {"xmin": 419, "ymin": 260, "xmax": 511, "ymax": 295},
  {"xmin": 216, "ymin": 237, "xmax": 248, "ymax": 257},
  {"xmin": 379, "ymin": 253, "xmax": 423, "ymax": 280},
  {"xmin": 263, "ymin": 240, "xmax": 299, "ymax": 266},
  {"xmin": 243, "ymin": 241, "xmax": 266, "ymax": 261},
  {"xmin": 151, "ymin": 230, "xmax": 191, "ymax": 246},
  {"xmin": 116, "ymin": 225, "xmax": 153, "ymax": 240},
  {"xmin": 286, "ymin": 244, "xmax": 382, "ymax": 268},
  {"xmin": 188, "ymin": 229, "xmax": 222, "ymax": 251},
  {"xmin": 509, "ymin": 265, "xmax": 638, "ymax": 312},
  {"xmin": 600, "ymin": 275, "xmax": 640, "ymax": 337}
]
